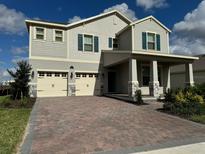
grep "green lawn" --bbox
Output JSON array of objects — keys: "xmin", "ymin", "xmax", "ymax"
[{"xmin": 0, "ymin": 108, "xmax": 31, "ymax": 154}]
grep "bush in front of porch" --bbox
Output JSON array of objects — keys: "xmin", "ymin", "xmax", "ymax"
[{"xmin": 163, "ymin": 85, "xmax": 205, "ymax": 124}]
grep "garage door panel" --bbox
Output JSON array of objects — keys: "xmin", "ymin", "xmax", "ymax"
[
  {"xmin": 37, "ymin": 72, "xmax": 67, "ymax": 97},
  {"xmin": 75, "ymin": 75, "xmax": 100, "ymax": 96}
]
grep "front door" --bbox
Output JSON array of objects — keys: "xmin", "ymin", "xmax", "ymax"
[{"xmin": 108, "ymin": 72, "xmax": 116, "ymax": 93}]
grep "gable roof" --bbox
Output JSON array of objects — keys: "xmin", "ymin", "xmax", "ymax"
[
  {"xmin": 25, "ymin": 10, "xmax": 132, "ymax": 29},
  {"xmin": 130, "ymin": 15, "xmax": 171, "ymax": 33}
]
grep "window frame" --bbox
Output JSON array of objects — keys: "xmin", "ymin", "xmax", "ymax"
[
  {"xmin": 53, "ymin": 29, "xmax": 64, "ymax": 42},
  {"xmin": 34, "ymin": 26, "xmax": 46, "ymax": 40},
  {"xmin": 83, "ymin": 34, "xmax": 94, "ymax": 52},
  {"xmin": 147, "ymin": 32, "xmax": 156, "ymax": 50}
]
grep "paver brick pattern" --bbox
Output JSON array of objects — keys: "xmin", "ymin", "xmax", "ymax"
[{"xmin": 29, "ymin": 96, "xmax": 205, "ymax": 154}]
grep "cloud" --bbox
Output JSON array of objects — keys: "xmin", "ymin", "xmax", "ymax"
[
  {"xmin": 0, "ymin": 67, "xmax": 13, "ymax": 82},
  {"xmin": 68, "ymin": 16, "xmax": 82, "ymax": 23},
  {"xmin": 57, "ymin": 7, "xmax": 62, "ymax": 12},
  {"xmin": 11, "ymin": 46, "xmax": 28, "ymax": 55},
  {"xmin": 136, "ymin": 0, "xmax": 168, "ymax": 11},
  {"xmin": 103, "ymin": 3, "xmax": 137, "ymax": 21},
  {"xmin": 12, "ymin": 56, "xmax": 28, "ymax": 64},
  {"xmin": 0, "ymin": 4, "xmax": 27, "ymax": 35},
  {"xmin": 171, "ymin": 0, "xmax": 205, "ymax": 55}
]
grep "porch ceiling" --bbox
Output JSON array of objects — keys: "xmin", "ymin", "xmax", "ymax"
[{"xmin": 102, "ymin": 50, "xmax": 199, "ymax": 66}]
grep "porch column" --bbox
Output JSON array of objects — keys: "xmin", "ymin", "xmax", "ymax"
[
  {"xmin": 164, "ymin": 66, "xmax": 170, "ymax": 92},
  {"xmin": 149, "ymin": 60, "xmax": 160, "ymax": 97},
  {"xmin": 185, "ymin": 63, "xmax": 194, "ymax": 87},
  {"xmin": 128, "ymin": 58, "xmax": 139, "ymax": 98}
]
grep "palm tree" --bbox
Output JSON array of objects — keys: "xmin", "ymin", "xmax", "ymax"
[{"xmin": 7, "ymin": 60, "xmax": 32, "ymax": 99}]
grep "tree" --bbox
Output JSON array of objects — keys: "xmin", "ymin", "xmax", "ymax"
[{"xmin": 7, "ymin": 60, "xmax": 32, "ymax": 99}]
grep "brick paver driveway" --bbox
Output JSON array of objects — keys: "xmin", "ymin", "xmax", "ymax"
[{"xmin": 21, "ymin": 96, "xmax": 205, "ymax": 154}]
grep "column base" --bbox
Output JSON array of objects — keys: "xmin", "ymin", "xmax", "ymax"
[
  {"xmin": 185, "ymin": 82, "xmax": 194, "ymax": 87},
  {"xmin": 149, "ymin": 81, "xmax": 160, "ymax": 98},
  {"xmin": 68, "ymin": 84, "xmax": 76, "ymax": 96},
  {"xmin": 128, "ymin": 81, "xmax": 139, "ymax": 98}
]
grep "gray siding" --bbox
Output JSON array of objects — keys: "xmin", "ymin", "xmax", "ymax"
[
  {"xmin": 118, "ymin": 27, "xmax": 132, "ymax": 50},
  {"xmin": 68, "ymin": 14, "xmax": 128, "ymax": 61},
  {"xmin": 30, "ymin": 26, "xmax": 67, "ymax": 58},
  {"xmin": 133, "ymin": 19, "xmax": 169, "ymax": 53}
]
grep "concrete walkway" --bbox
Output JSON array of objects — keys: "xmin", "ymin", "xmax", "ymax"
[{"xmin": 133, "ymin": 142, "xmax": 205, "ymax": 154}]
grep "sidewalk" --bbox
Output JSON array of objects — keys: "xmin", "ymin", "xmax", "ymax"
[{"xmin": 132, "ymin": 142, "xmax": 205, "ymax": 154}]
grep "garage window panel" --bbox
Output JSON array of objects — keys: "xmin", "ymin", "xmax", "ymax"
[
  {"xmin": 55, "ymin": 73, "xmax": 60, "ymax": 77},
  {"xmin": 62, "ymin": 73, "xmax": 67, "ymax": 77},
  {"xmin": 38, "ymin": 72, "xmax": 44, "ymax": 77},
  {"xmin": 76, "ymin": 74, "xmax": 81, "ymax": 77},
  {"xmin": 46, "ymin": 72, "xmax": 52, "ymax": 77},
  {"xmin": 89, "ymin": 74, "xmax": 93, "ymax": 77},
  {"xmin": 82, "ymin": 74, "xmax": 87, "ymax": 77}
]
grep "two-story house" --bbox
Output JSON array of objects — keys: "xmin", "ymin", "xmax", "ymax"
[{"xmin": 25, "ymin": 10, "xmax": 198, "ymax": 100}]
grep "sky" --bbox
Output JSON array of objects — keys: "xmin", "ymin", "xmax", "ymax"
[{"xmin": 0, "ymin": 0, "xmax": 205, "ymax": 82}]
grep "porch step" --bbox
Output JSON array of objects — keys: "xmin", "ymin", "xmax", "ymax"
[{"xmin": 104, "ymin": 94, "xmax": 157, "ymax": 102}]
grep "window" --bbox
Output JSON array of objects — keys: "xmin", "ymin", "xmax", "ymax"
[
  {"xmin": 94, "ymin": 74, "xmax": 98, "ymax": 78},
  {"xmin": 89, "ymin": 74, "xmax": 93, "ymax": 78},
  {"xmin": 35, "ymin": 27, "xmax": 45, "ymax": 40},
  {"xmin": 46, "ymin": 72, "xmax": 52, "ymax": 77},
  {"xmin": 142, "ymin": 32, "xmax": 161, "ymax": 51},
  {"xmin": 147, "ymin": 33, "xmax": 155, "ymax": 50},
  {"xmin": 39, "ymin": 72, "xmax": 44, "ymax": 77},
  {"xmin": 113, "ymin": 38, "xmax": 118, "ymax": 49},
  {"xmin": 82, "ymin": 74, "xmax": 86, "ymax": 77},
  {"xmin": 76, "ymin": 74, "xmax": 80, "ymax": 77},
  {"xmin": 84, "ymin": 35, "xmax": 93, "ymax": 52},
  {"xmin": 55, "ymin": 30, "xmax": 63, "ymax": 42},
  {"xmin": 55, "ymin": 73, "xmax": 60, "ymax": 77},
  {"xmin": 62, "ymin": 73, "xmax": 67, "ymax": 77}
]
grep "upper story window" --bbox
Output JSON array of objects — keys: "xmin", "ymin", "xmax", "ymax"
[
  {"xmin": 142, "ymin": 32, "xmax": 160, "ymax": 51},
  {"xmin": 35, "ymin": 27, "xmax": 45, "ymax": 40},
  {"xmin": 84, "ymin": 35, "xmax": 93, "ymax": 52},
  {"xmin": 78, "ymin": 34, "xmax": 99, "ymax": 52},
  {"xmin": 147, "ymin": 33, "xmax": 155, "ymax": 50},
  {"xmin": 108, "ymin": 37, "xmax": 118, "ymax": 49},
  {"xmin": 54, "ymin": 30, "xmax": 63, "ymax": 42}
]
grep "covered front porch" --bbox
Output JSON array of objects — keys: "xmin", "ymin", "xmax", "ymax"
[{"xmin": 102, "ymin": 50, "xmax": 198, "ymax": 101}]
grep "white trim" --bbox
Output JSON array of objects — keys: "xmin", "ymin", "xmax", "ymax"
[
  {"xmin": 130, "ymin": 16, "xmax": 171, "ymax": 33},
  {"xmin": 29, "ymin": 26, "xmax": 32, "ymax": 58},
  {"xmin": 30, "ymin": 56, "xmax": 100, "ymax": 63},
  {"xmin": 25, "ymin": 10, "xmax": 131, "ymax": 29},
  {"xmin": 37, "ymin": 69, "xmax": 69, "ymax": 72},
  {"xmin": 67, "ymin": 30, "xmax": 69, "ymax": 59},
  {"xmin": 131, "ymin": 25, "xmax": 134, "ymax": 51}
]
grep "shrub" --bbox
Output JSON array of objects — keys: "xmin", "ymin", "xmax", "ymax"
[
  {"xmin": 135, "ymin": 90, "xmax": 143, "ymax": 104},
  {"xmin": 163, "ymin": 89, "xmax": 175, "ymax": 110},
  {"xmin": 7, "ymin": 60, "xmax": 32, "ymax": 100},
  {"xmin": 20, "ymin": 97, "xmax": 29, "ymax": 106}
]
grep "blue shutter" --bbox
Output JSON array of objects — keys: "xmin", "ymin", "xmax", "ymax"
[
  {"xmin": 156, "ymin": 34, "xmax": 161, "ymax": 51},
  {"xmin": 78, "ymin": 34, "xmax": 83, "ymax": 51},
  {"xmin": 108, "ymin": 37, "xmax": 113, "ymax": 48},
  {"xmin": 142, "ymin": 32, "xmax": 147, "ymax": 50},
  {"xmin": 94, "ymin": 36, "xmax": 99, "ymax": 52}
]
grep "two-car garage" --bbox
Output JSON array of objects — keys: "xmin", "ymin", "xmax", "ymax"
[{"xmin": 37, "ymin": 72, "xmax": 100, "ymax": 97}]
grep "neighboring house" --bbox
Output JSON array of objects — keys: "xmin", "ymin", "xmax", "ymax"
[
  {"xmin": 171, "ymin": 54, "xmax": 205, "ymax": 89},
  {"xmin": 25, "ymin": 10, "xmax": 198, "ymax": 99}
]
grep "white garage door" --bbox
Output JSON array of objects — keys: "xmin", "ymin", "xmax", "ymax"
[
  {"xmin": 37, "ymin": 72, "xmax": 67, "ymax": 97},
  {"xmin": 75, "ymin": 73, "xmax": 100, "ymax": 96}
]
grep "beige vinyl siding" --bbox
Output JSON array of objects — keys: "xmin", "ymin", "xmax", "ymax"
[
  {"xmin": 30, "ymin": 26, "xmax": 67, "ymax": 58},
  {"xmin": 118, "ymin": 27, "xmax": 132, "ymax": 50},
  {"xmin": 133, "ymin": 19, "xmax": 169, "ymax": 53},
  {"xmin": 68, "ymin": 14, "xmax": 128, "ymax": 61}
]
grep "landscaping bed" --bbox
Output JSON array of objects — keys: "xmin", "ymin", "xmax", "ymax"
[
  {"xmin": 0, "ymin": 96, "xmax": 35, "ymax": 153},
  {"xmin": 162, "ymin": 84, "xmax": 205, "ymax": 124}
]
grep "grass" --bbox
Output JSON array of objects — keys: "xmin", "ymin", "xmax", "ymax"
[
  {"xmin": 190, "ymin": 115, "xmax": 205, "ymax": 124},
  {"xmin": 0, "ymin": 96, "xmax": 32, "ymax": 154}
]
